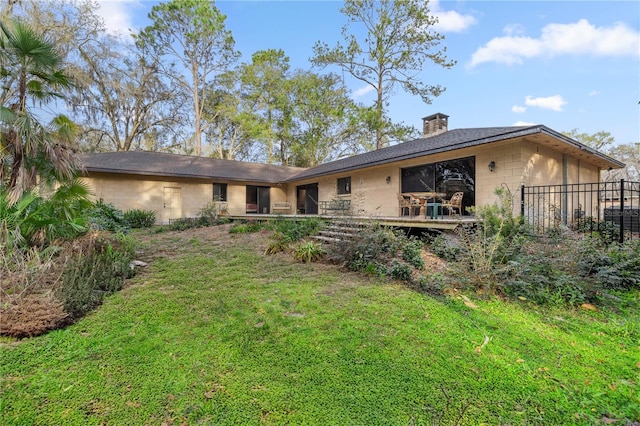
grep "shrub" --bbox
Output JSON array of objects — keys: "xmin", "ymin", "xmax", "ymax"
[
  {"xmin": 402, "ymin": 236, "xmax": 424, "ymax": 270},
  {"xmin": 1, "ymin": 181, "xmax": 92, "ymax": 249},
  {"xmin": 294, "ymin": 241, "xmax": 325, "ymax": 263},
  {"xmin": 270, "ymin": 217, "xmax": 324, "ymax": 242},
  {"xmin": 230, "ymin": 220, "xmax": 265, "ymax": 234},
  {"xmin": 199, "ymin": 201, "xmax": 227, "ymax": 219},
  {"xmin": 264, "ymin": 235, "xmax": 290, "ymax": 255},
  {"xmin": 326, "ymin": 224, "xmax": 428, "ymax": 284},
  {"xmin": 124, "ymin": 209, "xmax": 156, "ymax": 228},
  {"xmin": 456, "ymin": 187, "xmax": 530, "ymax": 288},
  {"xmin": 88, "ymin": 200, "xmax": 129, "ymax": 234},
  {"xmin": 387, "ymin": 260, "xmax": 412, "ymax": 281},
  {"xmin": 169, "ymin": 216, "xmax": 229, "ymax": 231},
  {"xmin": 430, "ymin": 234, "xmax": 461, "ymax": 261},
  {"xmin": 57, "ymin": 232, "xmax": 136, "ymax": 318}
]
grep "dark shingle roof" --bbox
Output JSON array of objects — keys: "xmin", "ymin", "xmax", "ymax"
[
  {"xmin": 80, "ymin": 151, "xmax": 304, "ymax": 183},
  {"xmin": 80, "ymin": 125, "xmax": 624, "ymax": 183},
  {"xmin": 290, "ymin": 125, "xmax": 624, "ymax": 180}
]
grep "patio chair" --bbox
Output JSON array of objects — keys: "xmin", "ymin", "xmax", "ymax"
[
  {"xmin": 397, "ymin": 194, "xmax": 420, "ymax": 217},
  {"xmin": 441, "ymin": 192, "xmax": 464, "ymax": 217}
]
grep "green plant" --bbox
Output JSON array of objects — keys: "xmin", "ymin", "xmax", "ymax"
[
  {"xmin": 430, "ymin": 234, "xmax": 461, "ymax": 261},
  {"xmin": 402, "ymin": 236, "xmax": 424, "ymax": 270},
  {"xmin": 123, "ymin": 209, "xmax": 156, "ymax": 228},
  {"xmin": 293, "ymin": 240, "xmax": 325, "ymax": 263},
  {"xmin": 457, "ymin": 187, "xmax": 529, "ymax": 288},
  {"xmin": 57, "ymin": 232, "xmax": 135, "ymax": 318},
  {"xmin": 388, "ymin": 260, "xmax": 412, "ymax": 280},
  {"xmin": 230, "ymin": 220, "xmax": 265, "ymax": 234},
  {"xmin": 270, "ymin": 217, "xmax": 324, "ymax": 242},
  {"xmin": 88, "ymin": 199, "xmax": 129, "ymax": 234},
  {"xmin": 199, "ymin": 201, "xmax": 227, "ymax": 219},
  {"xmin": 0, "ymin": 180, "xmax": 92, "ymax": 249}
]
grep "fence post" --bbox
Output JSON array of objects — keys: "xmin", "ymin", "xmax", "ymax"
[
  {"xmin": 619, "ymin": 179, "xmax": 625, "ymax": 244},
  {"xmin": 520, "ymin": 184, "xmax": 525, "ymax": 218}
]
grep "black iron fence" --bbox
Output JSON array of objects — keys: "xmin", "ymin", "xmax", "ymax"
[{"xmin": 521, "ymin": 180, "xmax": 640, "ymax": 243}]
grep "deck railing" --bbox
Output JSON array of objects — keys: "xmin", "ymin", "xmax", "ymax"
[{"xmin": 521, "ymin": 180, "xmax": 640, "ymax": 243}]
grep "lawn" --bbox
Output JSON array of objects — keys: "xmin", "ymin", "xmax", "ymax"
[{"xmin": 1, "ymin": 225, "xmax": 639, "ymax": 425}]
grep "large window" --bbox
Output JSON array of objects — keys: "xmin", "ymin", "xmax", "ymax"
[
  {"xmin": 213, "ymin": 183, "xmax": 227, "ymax": 201},
  {"xmin": 337, "ymin": 177, "xmax": 351, "ymax": 195},
  {"xmin": 401, "ymin": 157, "xmax": 475, "ymax": 215}
]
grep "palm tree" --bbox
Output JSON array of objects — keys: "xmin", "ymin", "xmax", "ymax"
[{"xmin": 0, "ymin": 19, "xmax": 81, "ymax": 204}]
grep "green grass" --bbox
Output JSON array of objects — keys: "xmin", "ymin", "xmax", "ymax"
[{"xmin": 1, "ymin": 226, "xmax": 639, "ymax": 425}]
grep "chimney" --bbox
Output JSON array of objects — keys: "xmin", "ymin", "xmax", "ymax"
[{"xmin": 422, "ymin": 113, "xmax": 449, "ymax": 137}]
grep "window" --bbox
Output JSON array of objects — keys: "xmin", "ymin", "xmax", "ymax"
[
  {"xmin": 401, "ymin": 157, "xmax": 475, "ymax": 215},
  {"xmin": 337, "ymin": 177, "xmax": 351, "ymax": 195},
  {"xmin": 213, "ymin": 183, "xmax": 227, "ymax": 201}
]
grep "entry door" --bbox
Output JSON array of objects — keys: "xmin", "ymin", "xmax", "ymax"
[
  {"xmin": 305, "ymin": 183, "xmax": 319, "ymax": 215},
  {"xmin": 246, "ymin": 186, "xmax": 271, "ymax": 214},
  {"xmin": 163, "ymin": 187, "xmax": 182, "ymax": 223}
]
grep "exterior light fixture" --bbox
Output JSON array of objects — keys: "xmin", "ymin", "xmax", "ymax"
[
  {"xmin": 488, "ymin": 161, "xmax": 496, "ymax": 172},
  {"xmin": 386, "ymin": 176, "xmax": 391, "ymax": 184}
]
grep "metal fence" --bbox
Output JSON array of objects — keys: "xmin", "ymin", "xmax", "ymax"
[{"xmin": 521, "ymin": 180, "xmax": 640, "ymax": 243}]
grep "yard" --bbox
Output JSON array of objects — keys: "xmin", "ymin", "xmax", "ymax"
[{"xmin": 1, "ymin": 224, "xmax": 638, "ymax": 425}]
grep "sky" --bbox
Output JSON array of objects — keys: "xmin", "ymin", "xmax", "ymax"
[{"xmin": 95, "ymin": 0, "xmax": 640, "ymax": 146}]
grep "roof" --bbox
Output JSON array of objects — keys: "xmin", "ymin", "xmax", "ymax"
[
  {"xmin": 80, "ymin": 125, "xmax": 625, "ymax": 183},
  {"xmin": 79, "ymin": 151, "xmax": 304, "ymax": 183},
  {"xmin": 290, "ymin": 125, "xmax": 624, "ymax": 180}
]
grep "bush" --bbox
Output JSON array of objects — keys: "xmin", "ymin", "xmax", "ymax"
[
  {"xmin": 494, "ymin": 233, "xmax": 640, "ymax": 307},
  {"xmin": 430, "ymin": 234, "xmax": 461, "ymax": 261},
  {"xmin": 456, "ymin": 187, "xmax": 530, "ymax": 287},
  {"xmin": 124, "ymin": 209, "xmax": 156, "ymax": 228},
  {"xmin": 1, "ymin": 181, "xmax": 92, "ymax": 249},
  {"xmin": 230, "ymin": 220, "xmax": 265, "ymax": 234},
  {"xmin": 88, "ymin": 200, "xmax": 129, "ymax": 234},
  {"xmin": 169, "ymin": 216, "xmax": 229, "ymax": 231},
  {"xmin": 402, "ymin": 237, "xmax": 424, "ymax": 270},
  {"xmin": 270, "ymin": 217, "xmax": 324, "ymax": 242},
  {"xmin": 326, "ymin": 224, "xmax": 427, "ymax": 283},
  {"xmin": 57, "ymin": 232, "xmax": 136, "ymax": 318},
  {"xmin": 294, "ymin": 241, "xmax": 325, "ymax": 263}
]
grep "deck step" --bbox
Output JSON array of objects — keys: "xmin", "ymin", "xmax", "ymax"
[
  {"xmin": 319, "ymin": 230, "xmax": 356, "ymax": 239},
  {"xmin": 311, "ymin": 235, "xmax": 343, "ymax": 243}
]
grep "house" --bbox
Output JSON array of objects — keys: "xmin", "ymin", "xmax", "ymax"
[{"xmin": 79, "ymin": 113, "xmax": 624, "ymax": 225}]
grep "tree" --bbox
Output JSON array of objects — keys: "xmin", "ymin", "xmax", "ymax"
[
  {"xmin": 564, "ymin": 129, "xmax": 639, "ymax": 182},
  {"xmin": 288, "ymin": 71, "xmax": 372, "ymax": 167},
  {"xmin": 564, "ymin": 129, "xmax": 615, "ymax": 151},
  {"xmin": 203, "ymin": 70, "xmax": 261, "ymax": 161},
  {"xmin": 0, "ymin": 19, "xmax": 80, "ymax": 204},
  {"xmin": 312, "ymin": 0, "xmax": 455, "ymax": 149},
  {"xmin": 234, "ymin": 49, "xmax": 293, "ymax": 164},
  {"xmin": 605, "ymin": 143, "xmax": 640, "ymax": 182},
  {"xmin": 69, "ymin": 35, "xmax": 185, "ymax": 152},
  {"xmin": 136, "ymin": 0, "xmax": 238, "ymax": 156}
]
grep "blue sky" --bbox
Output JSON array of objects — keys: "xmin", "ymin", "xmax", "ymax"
[{"xmin": 97, "ymin": 0, "xmax": 640, "ymax": 146}]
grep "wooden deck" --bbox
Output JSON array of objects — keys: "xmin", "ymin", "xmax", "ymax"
[{"xmin": 227, "ymin": 213, "xmax": 476, "ymax": 230}]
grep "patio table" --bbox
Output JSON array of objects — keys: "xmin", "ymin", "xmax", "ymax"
[{"xmin": 408, "ymin": 192, "xmax": 447, "ymax": 218}]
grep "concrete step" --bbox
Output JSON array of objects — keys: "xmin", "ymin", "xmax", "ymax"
[
  {"xmin": 319, "ymin": 230, "xmax": 356, "ymax": 239},
  {"xmin": 311, "ymin": 235, "xmax": 342, "ymax": 243}
]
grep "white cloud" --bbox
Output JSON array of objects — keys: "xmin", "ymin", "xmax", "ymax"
[
  {"xmin": 525, "ymin": 95, "xmax": 567, "ymax": 112},
  {"xmin": 469, "ymin": 19, "xmax": 640, "ymax": 67},
  {"xmin": 352, "ymin": 85, "xmax": 375, "ymax": 98},
  {"xmin": 588, "ymin": 90, "xmax": 600, "ymax": 96},
  {"xmin": 512, "ymin": 105, "xmax": 526, "ymax": 113},
  {"xmin": 431, "ymin": 0, "xmax": 476, "ymax": 32},
  {"xmin": 95, "ymin": 0, "xmax": 141, "ymax": 37},
  {"xmin": 503, "ymin": 24, "xmax": 526, "ymax": 37},
  {"xmin": 512, "ymin": 121, "xmax": 536, "ymax": 126}
]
